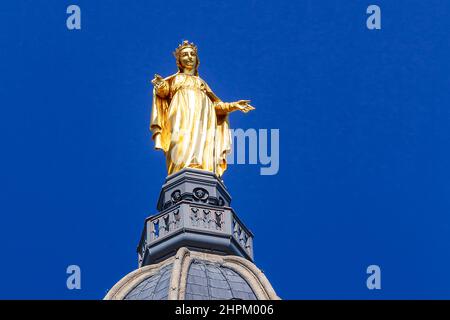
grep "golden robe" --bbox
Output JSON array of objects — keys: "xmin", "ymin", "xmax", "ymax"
[{"xmin": 150, "ymin": 73, "xmax": 234, "ymax": 177}]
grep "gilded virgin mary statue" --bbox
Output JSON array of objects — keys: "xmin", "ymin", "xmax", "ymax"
[{"xmin": 150, "ymin": 40, "xmax": 254, "ymax": 177}]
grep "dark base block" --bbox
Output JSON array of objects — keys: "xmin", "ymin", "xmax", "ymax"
[{"xmin": 137, "ymin": 168, "xmax": 254, "ymax": 266}]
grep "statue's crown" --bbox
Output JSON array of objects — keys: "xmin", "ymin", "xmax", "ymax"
[{"xmin": 173, "ymin": 40, "xmax": 198, "ymax": 58}]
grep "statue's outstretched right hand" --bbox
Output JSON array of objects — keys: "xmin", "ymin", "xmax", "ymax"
[{"xmin": 234, "ymin": 100, "xmax": 255, "ymax": 113}]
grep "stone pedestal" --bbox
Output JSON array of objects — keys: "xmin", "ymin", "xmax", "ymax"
[{"xmin": 137, "ymin": 168, "xmax": 254, "ymax": 267}]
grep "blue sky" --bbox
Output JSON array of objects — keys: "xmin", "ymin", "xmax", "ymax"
[{"xmin": 1, "ymin": 0, "xmax": 450, "ymax": 299}]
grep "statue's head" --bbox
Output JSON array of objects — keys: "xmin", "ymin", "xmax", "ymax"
[{"xmin": 173, "ymin": 40, "xmax": 199, "ymax": 75}]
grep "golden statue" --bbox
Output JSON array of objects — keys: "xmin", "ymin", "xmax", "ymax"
[{"xmin": 150, "ymin": 41, "xmax": 254, "ymax": 177}]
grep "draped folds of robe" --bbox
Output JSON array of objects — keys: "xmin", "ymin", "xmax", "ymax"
[{"xmin": 150, "ymin": 73, "xmax": 232, "ymax": 177}]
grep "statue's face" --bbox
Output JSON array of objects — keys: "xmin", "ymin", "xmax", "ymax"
[{"xmin": 179, "ymin": 47, "xmax": 197, "ymax": 71}]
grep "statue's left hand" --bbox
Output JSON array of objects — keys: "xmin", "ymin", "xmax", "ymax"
[
  {"xmin": 151, "ymin": 74, "xmax": 165, "ymax": 87},
  {"xmin": 235, "ymin": 100, "xmax": 255, "ymax": 113}
]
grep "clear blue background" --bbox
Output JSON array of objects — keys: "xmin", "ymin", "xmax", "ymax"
[{"xmin": 0, "ymin": 0, "xmax": 449, "ymax": 299}]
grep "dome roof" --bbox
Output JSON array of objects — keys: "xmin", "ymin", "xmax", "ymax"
[
  {"xmin": 124, "ymin": 263, "xmax": 173, "ymax": 300},
  {"xmin": 105, "ymin": 247, "xmax": 279, "ymax": 300},
  {"xmin": 185, "ymin": 259, "xmax": 256, "ymax": 300}
]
